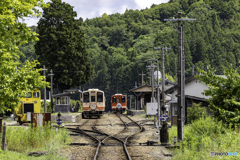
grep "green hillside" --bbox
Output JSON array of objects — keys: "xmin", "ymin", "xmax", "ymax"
[{"xmin": 19, "ymin": 0, "xmax": 240, "ymax": 110}]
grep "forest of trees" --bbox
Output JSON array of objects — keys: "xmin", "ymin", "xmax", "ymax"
[{"xmin": 19, "ymin": 0, "xmax": 240, "ymax": 110}]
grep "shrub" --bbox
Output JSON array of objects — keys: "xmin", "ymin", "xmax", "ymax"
[
  {"xmin": 3, "ymin": 122, "xmax": 69, "ymax": 153},
  {"xmin": 168, "ymin": 117, "xmax": 240, "ymax": 160},
  {"xmin": 187, "ymin": 102, "xmax": 208, "ymax": 123}
]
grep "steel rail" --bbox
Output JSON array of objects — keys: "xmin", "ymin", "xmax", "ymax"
[
  {"xmin": 66, "ymin": 114, "xmax": 142, "ymax": 160},
  {"xmin": 122, "ymin": 114, "xmax": 143, "ymax": 145},
  {"xmin": 67, "ymin": 118, "xmax": 125, "ymax": 160},
  {"xmin": 115, "ymin": 113, "xmax": 132, "ymax": 160}
]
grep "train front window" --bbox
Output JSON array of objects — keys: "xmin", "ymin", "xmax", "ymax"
[
  {"xmin": 117, "ymin": 99, "xmax": 120, "ymax": 103},
  {"xmin": 33, "ymin": 92, "xmax": 39, "ymax": 98},
  {"xmin": 91, "ymin": 96, "xmax": 95, "ymax": 102},
  {"xmin": 84, "ymin": 92, "xmax": 89, "ymax": 102},
  {"xmin": 97, "ymin": 92, "xmax": 103, "ymax": 102},
  {"xmin": 112, "ymin": 97, "xmax": 116, "ymax": 103},
  {"xmin": 25, "ymin": 92, "xmax": 32, "ymax": 98},
  {"xmin": 121, "ymin": 96, "xmax": 125, "ymax": 103}
]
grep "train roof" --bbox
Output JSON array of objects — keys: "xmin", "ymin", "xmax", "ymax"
[
  {"xmin": 83, "ymin": 89, "xmax": 104, "ymax": 92},
  {"xmin": 111, "ymin": 94, "xmax": 126, "ymax": 96}
]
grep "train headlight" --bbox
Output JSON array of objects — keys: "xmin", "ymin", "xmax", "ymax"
[
  {"xmin": 20, "ymin": 101, "xmax": 23, "ymax": 104},
  {"xmin": 90, "ymin": 104, "xmax": 96, "ymax": 110},
  {"xmin": 34, "ymin": 101, "xmax": 37, "ymax": 104}
]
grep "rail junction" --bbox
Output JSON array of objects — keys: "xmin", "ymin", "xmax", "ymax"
[{"xmin": 64, "ymin": 113, "xmax": 172, "ymax": 160}]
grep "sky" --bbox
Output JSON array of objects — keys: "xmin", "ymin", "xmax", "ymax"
[{"xmin": 24, "ymin": 0, "xmax": 169, "ymax": 26}]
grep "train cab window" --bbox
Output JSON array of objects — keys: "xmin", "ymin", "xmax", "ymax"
[
  {"xmin": 91, "ymin": 96, "xmax": 95, "ymax": 102},
  {"xmin": 121, "ymin": 96, "xmax": 125, "ymax": 103},
  {"xmin": 97, "ymin": 92, "xmax": 103, "ymax": 102},
  {"xmin": 25, "ymin": 92, "xmax": 32, "ymax": 98},
  {"xmin": 117, "ymin": 99, "xmax": 120, "ymax": 103},
  {"xmin": 84, "ymin": 92, "xmax": 89, "ymax": 102},
  {"xmin": 112, "ymin": 97, "xmax": 116, "ymax": 103},
  {"xmin": 33, "ymin": 92, "xmax": 39, "ymax": 98}
]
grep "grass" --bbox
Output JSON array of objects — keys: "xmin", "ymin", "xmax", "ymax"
[
  {"xmin": 141, "ymin": 114, "xmax": 156, "ymax": 120},
  {"xmin": 0, "ymin": 122, "xmax": 70, "ymax": 160},
  {"xmin": 168, "ymin": 117, "xmax": 240, "ymax": 160}
]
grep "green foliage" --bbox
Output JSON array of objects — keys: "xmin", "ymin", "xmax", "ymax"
[
  {"xmin": 0, "ymin": 122, "xmax": 69, "ymax": 160},
  {"xmin": 196, "ymin": 66, "xmax": 240, "ymax": 127},
  {"xmin": 187, "ymin": 102, "xmax": 208, "ymax": 123},
  {"xmin": 19, "ymin": 0, "xmax": 240, "ymax": 110},
  {"xmin": 35, "ymin": 0, "xmax": 92, "ymax": 92},
  {"xmin": 0, "ymin": 0, "xmax": 49, "ymax": 113},
  {"xmin": 169, "ymin": 117, "xmax": 240, "ymax": 159}
]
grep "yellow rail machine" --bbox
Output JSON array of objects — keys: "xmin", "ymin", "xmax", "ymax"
[{"xmin": 15, "ymin": 90, "xmax": 41, "ymax": 124}]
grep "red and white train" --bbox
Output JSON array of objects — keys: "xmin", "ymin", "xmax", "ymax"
[
  {"xmin": 82, "ymin": 89, "xmax": 105, "ymax": 118},
  {"xmin": 111, "ymin": 94, "xmax": 127, "ymax": 113}
]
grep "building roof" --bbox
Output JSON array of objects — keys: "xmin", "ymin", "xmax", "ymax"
[
  {"xmin": 129, "ymin": 80, "xmax": 176, "ymax": 94},
  {"xmin": 164, "ymin": 75, "xmax": 196, "ymax": 94},
  {"xmin": 129, "ymin": 84, "xmax": 155, "ymax": 93},
  {"xmin": 52, "ymin": 92, "xmax": 74, "ymax": 98},
  {"xmin": 185, "ymin": 95, "xmax": 207, "ymax": 102}
]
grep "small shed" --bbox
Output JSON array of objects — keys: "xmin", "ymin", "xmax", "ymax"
[{"xmin": 52, "ymin": 90, "xmax": 80, "ymax": 112}]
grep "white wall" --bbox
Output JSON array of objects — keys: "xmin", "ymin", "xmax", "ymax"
[
  {"xmin": 185, "ymin": 80, "xmax": 210, "ymax": 99},
  {"xmin": 170, "ymin": 79, "xmax": 210, "ymax": 101}
]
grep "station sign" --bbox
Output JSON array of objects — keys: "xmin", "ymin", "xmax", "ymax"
[
  {"xmin": 159, "ymin": 114, "xmax": 168, "ymax": 121},
  {"xmin": 57, "ymin": 119, "xmax": 62, "ymax": 125}
]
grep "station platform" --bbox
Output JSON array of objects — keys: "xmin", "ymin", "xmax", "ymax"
[{"xmin": 127, "ymin": 110, "xmax": 145, "ymax": 116}]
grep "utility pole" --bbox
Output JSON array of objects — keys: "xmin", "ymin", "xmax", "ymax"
[
  {"xmin": 192, "ymin": 64, "xmax": 195, "ymax": 75},
  {"xmin": 175, "ymin": 58, "xmax": 177, "ymax": 83},
  {"xmin": 128, "ymin": 95, "xmax": 133, "ymax": 110},
  {"xmin": 42, "ymin": 65, "xmax": 48, "ymax": 113},
  {"xmin": 164, "ymin": 12, "xmax": 196, "ymax": 141},
  {"xmin": 139, "ymin": 71, "xmax": 146, "ymax": 86},
  {"xmin": 48, "ymin": 69, "xmax": 54, "ymax": 113},
  {"xmin": 161, "ymin": 44, "xmax": 171, "ymax": 113},
  {"xmin": 154, "ymin": 45, "xmax": 171, "ymax": 145},
  {"xmin": 146, "ymin": 61, "xmax": 156, "ymax": 102}
]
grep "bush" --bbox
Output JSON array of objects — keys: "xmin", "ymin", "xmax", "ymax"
[
  {"xmin": 168, "ymin": 117, "xmax": 240, "ymax": 160},
  {"xmin": 187, "ymin": 103, "xmax": 208, "ymax": 123},
  {"xmin": 1, "ymin": 122, "xmax": 69, "ymax": 153}
]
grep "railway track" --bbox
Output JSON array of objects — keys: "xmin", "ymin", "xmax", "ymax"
[{"xmin": 66, "ymin": 113, "xmax": 143, "ymax": 160}]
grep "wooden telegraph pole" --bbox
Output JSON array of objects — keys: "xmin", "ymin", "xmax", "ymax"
[
  {"xmin": 139, "ymin": 71, "xmax": 146, "ymax": 86},
  {"xmin": 42, "ymin": 65, "xmax": 48, "ymax": 113},
  {"xmin": 48, "ymin": 69, "xmax": 54, "ymax": 113},
  {"xmin": 164, "ymin": 12, "xmax": 196, "ymax": 141},
  {"xmin": 154, "ymin": 45, "xmax": 171, "ymax": 144},
  {"xmin": 146, "ymin": 61, "xmax": 156, "ymax": 102}
]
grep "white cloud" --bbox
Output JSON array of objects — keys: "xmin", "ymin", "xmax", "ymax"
[
  {"xmin": 134, "ymin": 0, "xmax": 168, "ymax": 9},
  {"xmin": 23, "ymin": 0, "xmax": 168, "ymax": 26}
]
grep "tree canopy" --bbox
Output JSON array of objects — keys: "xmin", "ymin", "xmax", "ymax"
[
  {"xmin": 196, "ymin": 66, "xmax": 240, "ymax": 126},
  {"xmin": 0, "ymin": 0, "xmax": 49, "ymax": 112},
  {"xmin": 35, "ymin": 0, "xmax": 92, "ymax": 92},
  {"xmin": 19, "ymin": 0, "xmax": 240, "ymax": 110}
]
